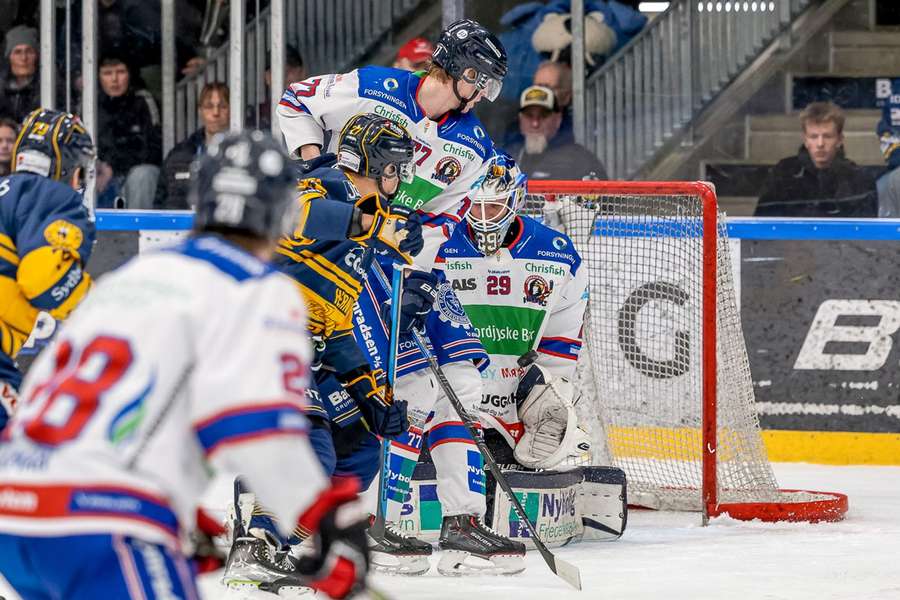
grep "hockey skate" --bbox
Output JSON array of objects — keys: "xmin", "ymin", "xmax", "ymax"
[
  {"xmin": 436, "ymin": 514, "xmax": 526, "ymax": 576},
  {"xmin": 367, "ymin": 519, "xmax": 433, "ymax": 576},
  {"xmin": 221, "ymin": 483, "xmax": 314, "ymax": 597}
]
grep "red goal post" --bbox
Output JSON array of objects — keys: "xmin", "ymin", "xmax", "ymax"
[{"xmin": 524, "ymin": 180, "xmax": 847, "ymax": 523}]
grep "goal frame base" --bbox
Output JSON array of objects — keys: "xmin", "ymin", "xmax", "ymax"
[{"xmin": 708, "ymin": 489, "xmax": 849, "ymax": 523}]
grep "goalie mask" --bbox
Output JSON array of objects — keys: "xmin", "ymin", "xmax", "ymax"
[{"xmin": 465, "ymin": 154, "xmax": 526, "ymax": 256}]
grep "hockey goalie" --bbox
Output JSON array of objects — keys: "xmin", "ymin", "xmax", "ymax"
[{"xmin": 399, "ymin": 155, "xmax": 627, "ymax": 548}]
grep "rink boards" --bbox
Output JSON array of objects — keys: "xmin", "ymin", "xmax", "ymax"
[{"xmin": 77, "ymin": 212, "xmax": 900, "ymax": 465}]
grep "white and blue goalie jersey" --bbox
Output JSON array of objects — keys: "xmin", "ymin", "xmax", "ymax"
[{"xmin": 437, "ymin": 216, "xmax": 588, "ymax": 440}]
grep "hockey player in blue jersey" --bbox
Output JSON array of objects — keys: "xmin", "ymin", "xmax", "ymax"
[
  {"xmin": 221, "ymin": 113, "xmax": 426, "ymax": 592},
  {"xmin": 0, "ymin": 108, "xmax": 96, "ymax": 431}
]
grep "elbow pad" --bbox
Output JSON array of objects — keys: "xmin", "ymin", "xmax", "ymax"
[{"xmin": 18, "ymin": 246, "xmax": 92, "ymax": 320}]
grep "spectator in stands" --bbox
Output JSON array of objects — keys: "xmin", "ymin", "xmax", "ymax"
[
  {"xmin": 155, "ymin": 81, "xmax": 229, "ymax": 210},
  {"xmin": 754, "ymin": 102, "xmax": 877, "ymax": 217},
  {"xmin": 393, "ymin": 37, "xmax": 434, "ymax": 71},
  {"xmin": 0, "ymin": 25, "xmax": 39, "ymax": 123},
  {"xmin": 504, "ymin": 60, "xmax": 574, "ymax": 146},
  {"xmin": 95, "ymin": 54, "xmax": 162, "ymax": 209},
  {"xmin": 507, "ymin": 84, "xmax": 607, "ymax": 180},
  {"xmin": 249, "ymin": 45, "xmax": 306, "ymax": 130},
  {"xmin": 0, "ymin": 117, "xmax": 17, "ymax": 176}
]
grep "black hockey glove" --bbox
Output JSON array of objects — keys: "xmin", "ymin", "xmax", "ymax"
[
  {"xmin": 395, "ymin": 206, "xmax": 424, "ymax": 256},
  {"xmin": 380, "ymin": 269, "xmax": 439, "ymax": 334},
  {"xmin": 341, "ymin": 368, "xmax": 409, "ymax": 438}
]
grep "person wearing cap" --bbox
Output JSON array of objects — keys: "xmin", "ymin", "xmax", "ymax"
[
  {"xmin": 393, "ymin": 37, "xmax": 435, "ymax": 71},
  {"xmin": 508, "ymin": 84, "xmax": 607, "ymax": 180},
  {"xmin": 0, "ymin": 25, "xmax": 40, "ymax": 123}
]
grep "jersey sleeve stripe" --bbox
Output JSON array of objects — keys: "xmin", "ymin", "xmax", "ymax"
[
  {"xmin": 194, "ymin": 402, "xmax": 309, "ymax": 455},
  {"xmin": 0, "ymin": 483, "xmax": 180, "ymax": 539},
  {"xmin": 538, "ymin": 334, "xmax": 582, "ymax": 359},
  {"xmin": 537, "ymin": 346, "xmax": 581, "ymax": 361}
]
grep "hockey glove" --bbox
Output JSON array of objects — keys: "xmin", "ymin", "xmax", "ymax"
[
  {"xmin": 294, "ymin": 478, "xmax": 369, "ymax": 600},
  {"xmin": 356, "ymin": 195, "xmax": 423, "ymax": 264},
  {"xmin": 380, "ymin": 269, "xmax": 439, "ymax": 333},
  {"xmin": 396, "ymin": 207, "xmax": 424, "ymax": 257},
  {"xmin": 341, "ymin": 367, "xmax": 409, "ymax": 438}
]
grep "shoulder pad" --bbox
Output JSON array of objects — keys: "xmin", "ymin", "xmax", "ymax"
[
  {"xmin": 441, "ymin": 115, "xmax": 492, "ymax": 161},
  {"xmin": 356, "ymin": 66, "xmax": 416, "ymax": 115}
]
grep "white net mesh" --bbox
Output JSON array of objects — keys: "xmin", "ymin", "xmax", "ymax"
[{"xmin": 524, "ymin": 186, "xmax": 790, "ymax": 511}]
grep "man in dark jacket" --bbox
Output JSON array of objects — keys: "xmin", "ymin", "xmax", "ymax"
[
  {"xmin": 0, "ymin": 25, "xmax": 40, "ymax": 123},
  {"xmin": 155, "ymin": 81, "xmax": 229, "ymax": 210},
  {"xmin": 95, "ymin": 54, "xmax": 161, "ymax": 209},
  {"xmin": 754, "ymin": 102, "xmax": 877, "ymax": 217},
  {"xmin": 506, "ymin": 84, "xmax": 607, "ymax": 180}
]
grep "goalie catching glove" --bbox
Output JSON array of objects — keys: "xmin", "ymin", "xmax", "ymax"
[{"xmin": 513, "ymin": 364, "xmax": 592, "ymax": 470}]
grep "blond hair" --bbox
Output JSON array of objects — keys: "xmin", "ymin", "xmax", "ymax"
[{"xmin": 799, "ymin": 101, "xmax": 845, "ymax": 135}]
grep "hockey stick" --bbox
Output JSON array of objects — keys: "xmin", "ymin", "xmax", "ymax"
[
  {"xmin": 370, "ymin": 262, "xmax": 582, "ymax": 591},
  {"xmin": 371, "ymin": 263, "xmax": 405, "ymax": 539}
]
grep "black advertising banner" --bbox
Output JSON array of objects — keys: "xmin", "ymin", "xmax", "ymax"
[{"xmin": 742, "ymin": 239, "xmax": 900, "ymax": 433}]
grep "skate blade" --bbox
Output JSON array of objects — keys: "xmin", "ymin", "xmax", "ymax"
[
  {"xmin": 370, "ymin": 551, "xmax": 431, "ymax": 576},
  {"xmin": 436, "ymin": 549, "xmax": 525, "ymax": 576}
]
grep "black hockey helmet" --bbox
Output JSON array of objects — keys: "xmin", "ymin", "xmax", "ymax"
[
  {"xmin": 12, "ymin": 108, "xmax": 95, "ymax": 185},
  {"xmin": 191, "ymin": 130, "xmax": 298, "ymax": 240},
  {"xmin": 432, "ymin": 19, "xmax": 508, "ymax": 104},
  {"xmin": 336, "ymin": 113, "xmax": 415, "ymax": 193}
]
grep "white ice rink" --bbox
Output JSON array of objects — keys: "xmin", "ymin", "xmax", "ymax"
[{"xmin": 2, "ymin": 463, "xmax": 898, "ymax": 599}]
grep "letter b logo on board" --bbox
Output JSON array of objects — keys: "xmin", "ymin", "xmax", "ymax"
[{"xmin": 794, "ymin": 300, "xmax": 900, "ymax": 371}]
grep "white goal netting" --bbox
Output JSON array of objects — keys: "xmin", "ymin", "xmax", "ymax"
[{"xmin": 524, "ymin": 184, "xmax": 803, "ymax": 513}]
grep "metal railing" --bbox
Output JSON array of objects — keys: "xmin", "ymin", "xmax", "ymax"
[
  {"xmin": 581, "ymin": 0, "xmax": 813, "ymax": 180},
  {"xmin": 173, "ymin": 0, "xmax": 425, "ymax": 145}
]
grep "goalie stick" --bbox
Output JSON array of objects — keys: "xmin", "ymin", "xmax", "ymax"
[
  {"xmin": 370, "ymin": 262, "xmax": 582, "ymax": 591},
  {"xmin": 371, "ymin": 264, "xmax": 406, "ymax": 540}
]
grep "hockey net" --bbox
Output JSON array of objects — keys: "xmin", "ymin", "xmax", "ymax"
[{"xmin": 524, "ymin": 181, "xmax": 847, "ymax": 522}]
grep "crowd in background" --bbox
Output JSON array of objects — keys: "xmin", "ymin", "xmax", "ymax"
[{"xmin": 1, "ymin": 0, "xmax": 899, "ymax": 218}]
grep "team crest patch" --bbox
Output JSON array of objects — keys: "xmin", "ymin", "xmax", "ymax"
[
  {"xmin": 432, "ymin": 156, "xmax": 462, "ymax": 185},
  {"xmin": 436, "ymin": 282, "xmax": 471, "ymax": 328},
  {"xmin": 43, "ymin": 220, "xmax": 83, "ymax": 252},
  {"xmin": 523, "ymin": 275, "xmax": 554, "ymax": 306}
]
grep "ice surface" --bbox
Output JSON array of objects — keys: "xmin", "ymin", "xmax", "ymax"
[{"xmin": 2, "ymin": 463, "xmax": 897, "ymax": 599}]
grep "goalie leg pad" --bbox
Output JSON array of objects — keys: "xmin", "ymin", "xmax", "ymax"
[{"xmin": 487, "ymin": 466, "xmax": 627, "ymax": 548}]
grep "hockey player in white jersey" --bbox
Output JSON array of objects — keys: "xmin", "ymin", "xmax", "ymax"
[
  {"xmin": 278, "ymin": 19, "xmax": 527, "ymax": 577},
  {"xmin": 437, "ymin": 156, "xmax": 591, "ymax": 470},
  {"xmin": 0, "ymin": 131, "xmax": 368, "ymax": 600}
]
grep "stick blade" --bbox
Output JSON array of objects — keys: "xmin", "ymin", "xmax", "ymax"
[{"xmin": 552, "ymin": 556, "xmax": 582, "ymax": 591}]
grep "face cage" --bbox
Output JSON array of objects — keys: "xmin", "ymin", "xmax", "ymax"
[{"xmin": 465, "ymin": 186, "xmax": 523, "ymax": 254}]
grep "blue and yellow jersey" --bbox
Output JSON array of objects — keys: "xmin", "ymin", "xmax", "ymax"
[
  {"xmin": 273, "ymin": 155, "xmax": 382, "ymax": 339},
  {"xmin": 0, "ymin": 173, "xmax": 95, "ymax": 389}
]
